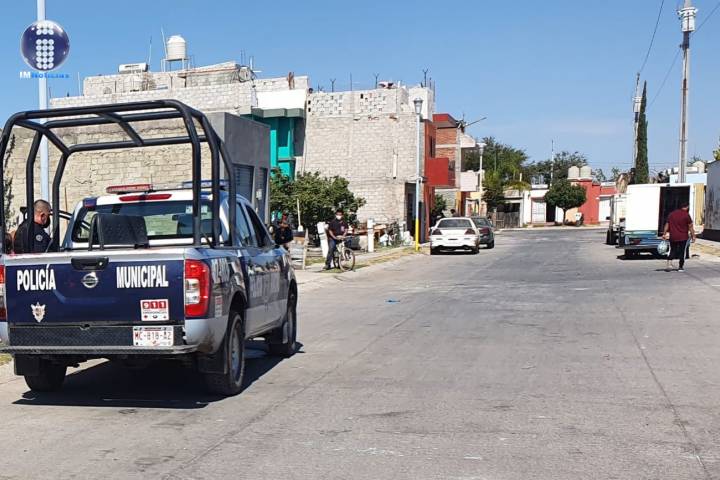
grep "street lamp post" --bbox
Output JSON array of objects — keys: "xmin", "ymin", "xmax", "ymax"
[
  {"xmin": 477, "ymin": 142, "xmax": 486, "ymax": 215},
  {"xmin": 413, "ymin": 98, "xmax": 423, "ymax": 252},
  {"xmin": 37, "ymin": 0, "xmax": 49, "ymax": 201}
]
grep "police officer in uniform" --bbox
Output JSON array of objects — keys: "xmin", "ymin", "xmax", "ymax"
[{"xmin": 13, "ymin": 200, "xmax": 52, "ymax": 254}]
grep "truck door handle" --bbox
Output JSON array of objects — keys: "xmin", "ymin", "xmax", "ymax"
[{"xmin": 71, "ymin": 257, "xmax": 109, "ymax": 271}]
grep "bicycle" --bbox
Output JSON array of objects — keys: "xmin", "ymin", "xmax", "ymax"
[{"xmin": 332, "ymin": 235, "xmax": 356, "ymax": 271}]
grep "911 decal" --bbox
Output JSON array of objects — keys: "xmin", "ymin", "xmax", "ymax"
[{"xmin": 140, "ymin": 299, "xmax": 169, "ymax": 321}]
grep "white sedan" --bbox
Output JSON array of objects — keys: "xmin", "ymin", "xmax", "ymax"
[{"xmin": 430, "ymin": 217, "xmax": 480, "ymax": 255}]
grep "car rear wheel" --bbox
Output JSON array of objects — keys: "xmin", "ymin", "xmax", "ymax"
[
  {"xmin": 487, "ymin": 241, "xmax": 495, "ymax": 249},
  {"xmin": 471, "ymin": 246, "xmax": 479, "ymax": 254},
  {"xmin": 204, "ymin": 311, "xmax": 245, "ymax": 396},
  {"xmin": 24, "ymin": 360, "xmax": 67, "ymax": 392},
  {"xmin": 268, "ymin": 289, "xmax": 298, "ymax": 357}
]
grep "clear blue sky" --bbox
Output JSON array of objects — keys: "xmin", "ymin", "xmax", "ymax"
[{"xmin": 1, "ymin": 0, "xmax": 718, "ymax": 175}]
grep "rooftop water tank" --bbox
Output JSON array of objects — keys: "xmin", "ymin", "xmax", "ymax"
[
  {"xmin": 166, "ymin": 35, "xmax": 187, "ymax": 61},
  {"xmin": 580, "ymin": 165, "xmax": 592, "ymax": 179},
  {"xmin": 568, "ymin": 166, "xmax": 580, "ymax": 179}
]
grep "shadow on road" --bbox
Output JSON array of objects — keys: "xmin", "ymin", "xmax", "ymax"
[
  {"xmin": 12, "ymin": 340, "xmax": 298, "ymax": 409},
  {"xmin": 616, "ymin": 253, "xmax": 665, "ymax": 261}
]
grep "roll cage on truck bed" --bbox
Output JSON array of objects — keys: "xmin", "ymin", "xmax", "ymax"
[{"xmin": 0, "ymin": 100, "xmax": 298, "ymax": 396}]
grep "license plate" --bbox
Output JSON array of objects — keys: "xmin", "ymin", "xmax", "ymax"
[{"xmin": 133, "ymin": 326, "xmax": 173, "ymax": 347}]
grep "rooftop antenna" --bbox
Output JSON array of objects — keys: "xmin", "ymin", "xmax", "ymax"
[
  {"xmin": 160, "ymin": 27, "xmax": 167, "ymax": 71},
  {"xmin": 422, "ymin": 68, "xmax": 429, "ymax": 87},
  {"xmin": 330, "ymin": 78, "xmax": 336, "ymax": 92},
  {"xmin": 373, "ymin": 73, "xmax": 379, "ymax": 88},
  {"xmin": 147, "ymin": 35, "xmax": 153, "ymax": 67}
]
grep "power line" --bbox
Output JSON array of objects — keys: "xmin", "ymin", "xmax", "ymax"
[
  {"xmin": 694, "ymin": 0, "xmax": 720, "ymax": 34},
  {"xmin": 648, "ymin": 47, "xmax": 681, "ymax": 109},
  {"xmin": 638, "ymin": 0, "xmax": 666, "ymax": 75}
]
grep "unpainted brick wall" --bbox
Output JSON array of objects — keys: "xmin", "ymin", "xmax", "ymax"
[{"xmin": 3, "ymin": 122, "xmax": 211, "ymax": 226}]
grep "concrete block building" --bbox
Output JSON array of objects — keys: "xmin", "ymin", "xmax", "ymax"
[
  {"xmin": 3, "ymin": 61, "xmax": 301, "ymax": 222},
  {"xmin": 302, "ymin": 84, "xmax": 435, "ymax": 232}
]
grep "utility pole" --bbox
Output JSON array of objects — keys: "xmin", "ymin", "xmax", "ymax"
[
  {"xmin": 678, "ymin": 0, "xmax": 697, "ymax": 184},
  {"xmin": 37, "ymin": 0, "xmax": 49, "ymax": 201},
  {"xmin": 632, "ymin": 73, "xmax": 642, "ymax": 169},
  {"xmin": 550, "ymin": 140, "xmax": 555, "ymax": 184},
  {"xmin": 413, "ymin": 98, "xmax": 423, "ymax": 252}
]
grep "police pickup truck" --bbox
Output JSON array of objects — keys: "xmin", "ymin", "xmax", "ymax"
[{"xmin": 0, "ymin": 101, "xmax": 297, "ymax": 396}]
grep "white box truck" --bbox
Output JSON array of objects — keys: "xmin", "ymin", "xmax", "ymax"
[{"xmin": 618, "ymin": 183, "xmax": 697, "ymax": 258}]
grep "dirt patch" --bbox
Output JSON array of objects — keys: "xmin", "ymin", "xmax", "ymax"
[{"xmin": 0, "ymin": 354, "xmax": 11, "ymax": 366}]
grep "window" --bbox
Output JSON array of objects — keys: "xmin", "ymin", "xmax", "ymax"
[
  {"xmin": 244, "ymin": 206, "xmax": 271, "ymax": 248},
  {"xmin": 235, "ymin": 202, "xmax": 255, "ymax": 247},
  {"xmin": 72, "ymin": 200, "xmax": 214, "ymax": 242},
  {"xmin": 471, "ymin": 217, "xmax": 490, "ymax": 227},
  {"xmin": 437, "ymin": 219, "xmax": 473, "ymax": 229}
]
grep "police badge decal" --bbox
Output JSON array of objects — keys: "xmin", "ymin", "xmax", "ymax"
[{"xmin": 31, "ymin": 302, "xmax": 46, "ymax": 322}]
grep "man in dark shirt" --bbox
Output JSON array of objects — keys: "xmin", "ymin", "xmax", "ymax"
[
  {"xmin": 324, "ymin": 208, "xmax": 348, "ymax": 270},
  {"xmin": 662, "ymin": 202, "xmax": 695, "ymax": 272},
  {"xmin": 13, "ymin": 199, "xmax": 52, "ymax": 254},
  {"xmin": 273, "ymin": 213, "xmax": 294, "ymax": 250}
]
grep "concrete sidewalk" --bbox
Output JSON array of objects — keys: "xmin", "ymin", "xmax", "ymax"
[
  {"xmin": 692, "ymin": 237, "xmax": 720, "ymax": 260},
  {"xmin": 295, "ymin": 245, "xmax": 424, "ymax": 291}
]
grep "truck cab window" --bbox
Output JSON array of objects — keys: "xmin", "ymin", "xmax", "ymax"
[
  {"xmin": 235, "ymin": 202, "xmax": 255, "ymax": 247},
  {"xmin": 244, "ymin": 206, "xmax": 271, "ymax": 248}
]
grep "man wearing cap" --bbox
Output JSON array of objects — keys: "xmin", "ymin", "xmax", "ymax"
[
  {"xmin": 324, "ymin": 208, "xmax": 348, "ymax": 270},
  {"xmin": 662, "ymin": 202, "xmax": 695, "ymax": 272}
]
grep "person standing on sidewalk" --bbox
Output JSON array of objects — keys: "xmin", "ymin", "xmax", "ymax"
[
  {"xmin": 662, "ymin": 202, "xmax": 696, "ymax": 272},
  {"xmin": 324, "ymin": 208, "xmax": 348, "ymax": 270}
]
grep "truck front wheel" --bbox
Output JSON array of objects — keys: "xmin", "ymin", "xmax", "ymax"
[
  {"xmin": 204, "ymin": 311, "xmax": 246, "ymax": 396},
  {"xmin": 24, "ymin": 360, "xmax": 67, "ymax": 392}
]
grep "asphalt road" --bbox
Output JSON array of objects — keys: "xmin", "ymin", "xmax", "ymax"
[{"xmin": 1, "ymin": 229, "xmax": 720, "ymax": 479}]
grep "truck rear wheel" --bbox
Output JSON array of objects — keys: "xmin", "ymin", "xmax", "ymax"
[
  {"xmin": 204, "ymin": 311, "xmax": 245, "ymax": 396},
  {"xmin": 267, "ymin": 289, "xmax": 297, "ymax": 357},
  {"xmin": 24, "ymin": 360, "xmax": 67, "ymax": 392}
]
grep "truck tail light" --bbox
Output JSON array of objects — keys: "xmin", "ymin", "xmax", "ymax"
[
  {"xmin": 465, "ymin": 229, "xmax": 476, "ymax": 235},
  {"xmin": 185, "ymin": 260, "xmax": 210, "ymax": 317},
  {"xmin": 0, "ymin": 265, "xmax": 6, "ymax": 321},
  {"xmin": 431, "ymin": 229, "xmax": 443, "ymax": 236},
  {"xmin": 480, "ymin": 227, "xmax": 490, "ymax": 235}
]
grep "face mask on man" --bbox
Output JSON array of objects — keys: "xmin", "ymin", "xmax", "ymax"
[
  {"xmin": 336, "ymin": 215, "xmax": 342, "ymax": 220},
  {"xmin": 41, "ymin": 217, "xmax": 51, "ymax": 228}
]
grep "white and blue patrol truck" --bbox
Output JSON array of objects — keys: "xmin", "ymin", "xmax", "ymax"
[{"xmin": 0, "ymin": 101, "xmax": 298, "ymax": 395}]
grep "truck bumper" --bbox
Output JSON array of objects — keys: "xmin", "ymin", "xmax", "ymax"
[
  {"xmin": 0, "ymin": 345, "xmax": 198, "ymax": 355},
  {"xmin": 0, "ymin": 317, "xmax": 225, "ymax": 356}
]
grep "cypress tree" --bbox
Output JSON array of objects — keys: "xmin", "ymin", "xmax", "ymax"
[{"xmin": 634, "ymin": 82, "xmax": 649, "ymax": 184}]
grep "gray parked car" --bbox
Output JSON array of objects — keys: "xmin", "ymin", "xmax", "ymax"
[{"xmin": 470, "ymin": 217, "xmax": 495, "ymax": 249}]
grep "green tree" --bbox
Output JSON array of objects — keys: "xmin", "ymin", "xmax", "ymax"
[
  {"xmin": 592, "ymin": 168, "xmax": 607, "ymax": 182},
  {"xmin": 524, "ymin": 151, "xmax": 588, "ymax": 184},
  {"xmin": 269, "ymin": 168, "xmax": 366, "ymax": 234},
  {"xmin": 633, "ymin": 82, "xmax": 649, "ymax": 184},
  {"xmin": 430, "ymin": 194, "xmax": 447, "ymax": 219},
  {"xmin": 482, "ymin": 170, "xmax": 505, "ymax": 211},
  {"xmin": 462, "ymin": 150, "xmax": 480, "ymax": 171},
  {"xmin": 610, "ymin": 167, "xmax": 622, "ymax": 182},
  {"xmin": 545, "ymin": 179, "xmax": 587, "ymax": 224},
  {"xmin": 482, "ymin": 137, "xmax": 529, "ymax": 182}
]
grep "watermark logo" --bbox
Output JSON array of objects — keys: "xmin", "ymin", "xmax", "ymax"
[
  {"xmin": 19, "ymin": 71, "xmax": 70, "ymax": 79},
  {"xmin": 20, "ymin": 20, "xmax": 70, "ymax": 71}
]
